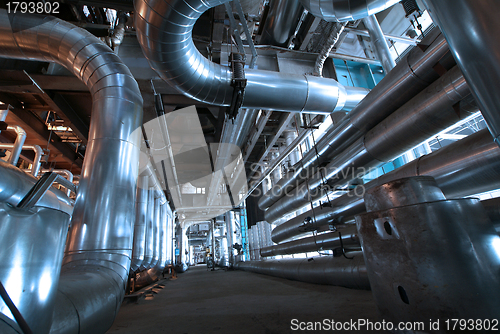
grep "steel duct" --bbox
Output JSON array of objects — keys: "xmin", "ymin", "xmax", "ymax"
[
  {"xmin": 422, "ymin": 0, "xmax": 500, "ymax": 146},
  {"xmin": 299, "ymin": 0, "xmax": 400, "ymax": 22},
  {"xmin": 133, "ymin": 0, "xmax": 368, "ymax": 114},
  {"xmin": 259, "ymin": 0, "xmax": 304, "ymax": 47},
  {"xmin": 131, "ymin": 175, "xmax": 148, "ymax": 272},
  {"xmin": 260, "ymin": 225, "xmax": 359, "ymax": 257},
  {"xmin": 236, "ymin": 252, "xmax": 369, "ymax": 289},
  {"xmin": 258, "ymin": 29, "xmax": 449, "ymax": 211},
  {"xmin": 0, "ymin": 10, "xmax": 144, "ymax": 334},
  {"xmin": 265, "ymin": 66, "xmax": 470, "ymax": 222},
  {"xmin": 272, "ymin": 128, "xmax": 500, "ymax": 243}
]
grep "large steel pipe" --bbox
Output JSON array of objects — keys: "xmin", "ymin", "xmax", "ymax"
[
  {"xmin": 272, "ymin": 128, "xmax": 500, "ymax": 243},
  {"xmin": 260, "ymin": 225, "xmax": 359, "ymax": 257},
  {"xmin": 422, "ymin": 0, "xmax": 500, "ymax": 146},
  {"xmin": 362, "ymin": 15, "xmax": 395, "ymax": 74},
  {"xmin": 265, "ymin": 66, "xmax": 470, "ymax": 222},
  {"xmin": 142, "ymin": 188, "xmax": 155, "ymax": 270},
  {"xmin": 258, "ymin": 29, "xmax": 449, "ymax": 211},
  {"xmin": 134, "ymin": 0, "xmax": 368, "ymax": 114},
  {"xmin": 236, "ymin": 252, "xmax": 369, "ymax": 290},
  {"xmin": 130, "ymin": 175, "xmax": 148, "ymax": 272},
  {"xmin": 1, "ymin": 10, "xmax": 144, "ymax": 333}
]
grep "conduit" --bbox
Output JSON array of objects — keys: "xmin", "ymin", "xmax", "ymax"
[
  {"xmin": 3, "ymin": 125, "xmax": 26, "ymax": 166},
  {"xmin": 0, "ymin": 10, "xmax": 143, "ymax": 334},
  {"xmin": 265, "ymin": 65, "xmax": 470, "ymax": 222},
  {"xmin": 134, "ymin": 0, "xmax": 369, "ymax": 114},
  {"xmin": 236, "ymin": 252, "xmax": 369, "ymax": 289},
  {"xmin": 258, "ymin": 29, "xmax": 449, "ymax": 211},
  {"xmin": 260, "ymin": 225, "xmax": 359, "ymax": 257},
  {"xmin": 272, "ymin": 128, "xmax": 500, "ymax": 243},
  {"xmin": 1, "ymin": 144, "xmax": 43, "ymax": 177}
]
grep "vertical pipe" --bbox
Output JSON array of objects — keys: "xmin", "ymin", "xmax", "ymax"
[
  {"xmin": 422, "ymin": 0, "xmax": 500, "ymax": 146},
  {"xmin": 362, "ymin": 14, "xmax": 396, "ymax": 74},
  {"xmin": 130, "ymin": 175, "xmax": 148, "ymax": 272},
  {"xmin": 6, "ymin": 125, "xmax": 26, "ymax": 166}
]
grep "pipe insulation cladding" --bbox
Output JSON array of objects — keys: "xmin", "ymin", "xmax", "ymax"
[
  {"xmin": 0, "ymin": 10, "xmax": 143, "ymax": 334},
  {"xmin": 133, "ymin": 0, "xmax": 369, "ymax": 114}
]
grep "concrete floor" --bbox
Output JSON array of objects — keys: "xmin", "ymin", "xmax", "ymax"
[{"xmin": 108, "ymin": 266, "xmax": 382, "ymax": 334}]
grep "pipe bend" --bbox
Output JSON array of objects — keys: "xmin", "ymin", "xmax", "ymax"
[{"xmin": 134, "ymin": 0, "xmax": 367, "ymax": 113}]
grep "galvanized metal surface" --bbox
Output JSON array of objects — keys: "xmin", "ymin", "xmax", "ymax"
[
  {"xmin": 299, "ymin": 0, "xmax": 400, "ymax": 22},
  {"xmin": 357, "ymin": 177, "xmax": 500, "ymax": 326},
  {"xmin": 236, "ymin": 252, "xmax": 369, "ymax": 289},
  {"xmin": 134, "ymin": 0, "xmax": 367, "ymax": 114},
  {"xmin": 0, "ymin": 204, "xmax": 70, "ymax": 334}
]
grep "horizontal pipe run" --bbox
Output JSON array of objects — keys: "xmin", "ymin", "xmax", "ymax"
[
  {"xmin": 265, "ymin": 66, "xmax": 470, "ymax": 222},
  {"xmin": 236, "ymin": 252, "xmax": 369, "ymax": 290},
  {"xmin": 258, "ymin": 29, "xmax": 449, "ymax": 211},
  {"xmin": 261, "ymin": 226, "xmax": 359, "ymax": 257},
  {"xmin": 4, "ymin": 125, "xmax": 26, "ymax": 166},
  {"xmin": 272, "ymin": 128, "xmax": 500, "ymax": 243}
]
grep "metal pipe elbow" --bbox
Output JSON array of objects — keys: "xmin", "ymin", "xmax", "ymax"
[{"xmin": 299, "ymin": 0, "xmax": 401, "ymax": 22}]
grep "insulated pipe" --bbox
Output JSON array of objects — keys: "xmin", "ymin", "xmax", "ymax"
[
  {"xmin": 313, "ymin": 22, "xmax": 347, "ymax": 77},
  {"xmin": 272, "ymin": 128, "xmax": 500, "ymax": 243},
  {"xmin": 261, "ymin": 226, "xmax": 359, "ymax": 257},
  {"xmin": 259, "ymin": 0, "xmax": 304, "ymax": 47},
  {"xmin": 236, "ymin": 252, "xmax": 369, "ymax": 290},
  {"xmin": 362, "ymin": 15, "xmax": 396, "ymax": 74},
  {"xmin": 134, "ymin": 0, "xmax": 369, "ymax": 114},
  {"xmin": 299, "ymin": 0, "xmax": 401, "ymax": 22},
  {"xmin": 482, "ymin": 197, "xmax": 500, "ymax": 225},
  {"xmin": 422, "ymin": 0, "xmax": 500, "ymax": 146},
  {"xmin": 151, "ymin": 196, "xmax": 161, "ymax": 268},
  {"xmin": 130, "ymin": 175, "xmax": 148, "ymax": 272},
  {"xmin": 5, "ymin": 125, "xmax": 26, "ymax": 166},
  {"xmin": 1, "ymin": 144, "xmax": 42, "ymax": 177},
  {"xmin": 258, "ymin": 29, "xmax": 449, "ymax": 211},
  {"xmin": 0, "ymin": 10, "xmax": 143, "ymax": 334},
  {"xmin": 142, "ymin": 188, "xmax": 155, "ymax": 270},
  {"xmin": 265, "ymin": 66, "xmax": 470, "ymax": 222},
  {"xmin": 0, "ymin": 160, "xmax": 73, "ymax": 215}
]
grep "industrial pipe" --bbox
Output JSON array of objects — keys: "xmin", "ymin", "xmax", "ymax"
[
  {"xmin": 261, "ymin": 225, "xmax": 359, "ymax": 257},
  {"xmin": 272, "ymin": 128, "xmax": 500, "ymax": 243},
  {"xmin": 362, "ymin": 15, "xmax": 396, "ymax": 74},
  {"xmin": 3, "ymin": 125, "xmax": 26, "ymax": 166},
  {"xmin": 0, "ymin": 160, "xmax": 73, "ymax": 215},
  {"xmin": 0, "ymin": 10, "xmax": 145, "ymax": 333},
  {"xmin": 236, "ymin": 252, "xmax": 369, "ymax": 290},
  {"xmin": 259, "ymin": 0, "xmax": 304, "ymax": 47},
  {"xmin": 258, "ymin": 29, "xmax": 449, "ymax": 211},
  {"xmin": 422, "ymin": 0, "xmax": 500, "ymax": 146},
  {"xmin": 265, "ymin": 66, "xmax": 470, "ymax": 222},
  {"xmin": 130, "ymin": 175, "xmax": 148, "ymax": 272},
  {"xmin": 142, "ymin": 188, "xmax": 155, "ymax": 270},
  {"xmin": 299, "ymin": 0, "xmax": 400, "ymax": 22},
  {"xmin": 2, "ymin": 144, "xmax": 42, "ymax": 177},
  {"xmin": 134, "ymin": 0, "xmax": 369, "ymax": 114}
]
